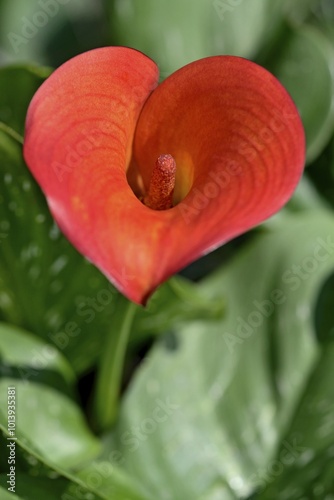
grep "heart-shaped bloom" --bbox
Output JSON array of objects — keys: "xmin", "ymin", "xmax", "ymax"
[{"xmin": 24, "ymin": 47, "xmax": 305, "ymax": 304}]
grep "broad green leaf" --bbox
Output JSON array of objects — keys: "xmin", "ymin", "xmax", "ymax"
[
  {"xmin": 285, "ymin": 175, "xmax": 330, "ymax": 213},
  {"xmin": 0, "ymin": 378, "xmax": 100, "ymax": 468},
  {"xmin": 0, "ymin": 470, "xmax": 148, "ymax": 500},
  {"xmin": 76, "ymin": 461, "xmax": 149, "ymax": 500},
  {"xmin": 0, "ymin": 322, "xmax": 74, "ymax": 392},
  {"xmin": 271, "ymin": 26, "xmax": 334, "ymax": 163},
  {"xmin": 265, "ymin": 176, "xmax": 331, "ymax": 230},
  {"xmin": 108, "ymin": 0, "xmax": 210, "ymax": 76},
  {"xmin": 211, "ymin": 0, "xmax": 283, "ymax": 59},
  {"xmin": 0, "ymin": 475, "xmax": 68, "ymax": 500},
  {"xmin": 0, "ymin": 424, "xmax": 149, "ymax": 500},
  {"xmin": 109, "ymin": 0, "xmax": 284, "ymax": 76},
  {"xmin": 0, "ymin": 65, "xmax": 50, "ymax": 136},
  {"xmin": 106, "ymin": 211, "xmax": 334, "ymax": 499},
  {"xmin": 0, "ymin": 0, "xmax": 103, "ymax": 66},
  {"xmin": 0, "ymin": 428, "xmax": 98, "ymax": 499},
  {"xmin": 283, "ymin": 0, "xmax": 320, "ymax": 25},
  {"xmin": 311, "ymin": 2, "xmax": 334, "ymax": 47},
  {"xmin": 0, "ymin": 485, "xmax": 20, "ymax": 500},
  {"xmin": 258, "ymin": 344, "xmax": 334, "ymax": 498}
]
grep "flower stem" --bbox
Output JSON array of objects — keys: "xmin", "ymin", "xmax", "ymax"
[{"xmin": 92, "ymin": 295, "xmax": 137, "ymax": 432}]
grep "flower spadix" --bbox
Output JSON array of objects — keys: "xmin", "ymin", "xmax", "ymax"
[{"xmin": 24, "ymin": 47, "xmax": 305, "ymax": 304}]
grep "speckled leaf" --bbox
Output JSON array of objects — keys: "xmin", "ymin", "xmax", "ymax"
[
  {"xmin": 0, "ymin": 378, "xmax": 100, "ymax": 468},
  {"xmin": 106, "ymin": 211, "xmax": 334, "ymax": 499},
  {"xmin": 0, "ymin": 322, "xmax": 74, "ymax": 394},
  {"xmin": 76, "ymin": 462, "xmax": 149, "ymax": 500},
  {"xmin": 0, "ymin": 424, "xmax": 144, "ymax": 500}
]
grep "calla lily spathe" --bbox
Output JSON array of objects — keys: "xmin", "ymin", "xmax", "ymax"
[{"xmin": 24, "ymin": 47, "xmax": 305, "ymax": 304}]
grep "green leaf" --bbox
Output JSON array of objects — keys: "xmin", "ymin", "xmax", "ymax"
[
  {"xmin": 0, "ymin": 65, "xmax": 51, "ymax": 136},
  {"xmin": 283, "ymin": 0, "xmax": 320, "ymax": 25},
  {"xmin": 0, "ymin": 378, "xmax": 100, "ymax": 468},
  {"xmin": 285, "ymin": 176, "xmax": 330, "ymax": 213},
  {"xmin": 210, "ymin": 0, "xmax": 283, "ymax": 59},
  {"xmin": 108, "ymin": 0, "xmax": 210, "ymax": 76},
  {"xmin": 0, "ymin": 426, "xmax": 100, "ymax": 499},
  {"xmin": 76, "ymin": 461, "xmax": 149, "ymax": 500},
  {"xmin": 0, "ymin": 123, "xmax": 23, "ymax": 145},
  {"xmin": 0, "ymin": 322, "xmax": 74, "ymax": 393},
  {"xmin": 271, "ymin": 26, "xmax": 334, "ymax": 163},
  {"xmin": 131, "ymin": 275, "xmax": 224, "ymax": 346},
  {"xmin": 264, "ymin": 175, "xmax": 331, "ymax": 229},
  {"xmin": 0, "ymin": 485, "xmax": 20, "ymax": 500},
  {"xmin": 109, "ymin": 0, "xmax": 285, "ymax": 76},
  {"xmin": 0, "ymin": 0, "xmax": 103, "ymax": 67},
  {"xmin": 0, "ymin": 424, "xmax": 149, "ymax": 500},
  {"xmin": 105, "ymin": 211, "xmax": 334, "ymax": 499},
  {"xmin": 0, "ymin": 475, "xmax": 68, "ymax": 500},
  {"xmin": 310, "ymin": 5, "xmax": 334, "ymax": 47},
  {"xmin": 257, "ymin": 344, "xmax": 334, "ymax": 498}
]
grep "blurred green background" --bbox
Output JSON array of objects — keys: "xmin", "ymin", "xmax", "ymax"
[{"xmin": 1, "ymin": 0, "xmax": 334, "ymax": 499}]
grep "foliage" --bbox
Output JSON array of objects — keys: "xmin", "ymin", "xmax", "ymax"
[{"xmin": 1, "ymin": 0, "xmax": 334, "ymax": 498}]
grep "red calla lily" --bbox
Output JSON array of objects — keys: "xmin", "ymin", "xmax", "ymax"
[{"xmin": 24, "ymin": 47, "xmax": 305, "ymax": 305}]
